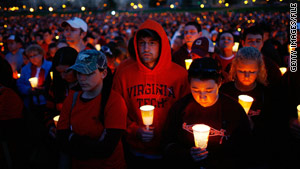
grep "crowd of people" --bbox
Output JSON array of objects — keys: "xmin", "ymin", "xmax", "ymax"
[{"xmin": 0, "ymin": 9, "xmax": 299, "ymax": 169}]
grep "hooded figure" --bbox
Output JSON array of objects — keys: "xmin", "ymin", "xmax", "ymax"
[{"xmin": 112, "ymin": 19, "xmax": 190, "ymax": 168}]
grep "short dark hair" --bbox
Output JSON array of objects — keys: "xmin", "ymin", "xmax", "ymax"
[
  {"xmin": 43, "ymin": 29, "xmax": 52, "ymax": 35},
  {"xmin": 242, "ymin": 26, "xmax": 263, "ymax": 41},
  {"xmin": 34, "ymin": 33, "xmax": 43, "ymax": 39},
  {"xmin": 52, "ymin": 47, "xmax": 78, "ymax": 67},
  {"xmin": 48, "ymin": 43, "xmax": 57, "ymax": 49},
  {"xmin": 216, "ymin": 31, "xmax": 234, "ymax": 43},
  {"xmin": 185, "ymin": 21, "xmax": 202, "ymax": 33},
  {"xmin": 188, "ymin": 58, "xmax": 222, "ymax": 85},
  {"xmin": 136, "ymin": 29, "xmax": 161, "ymax": 42},
  {"xmin": 136, "ymin": 29, "xmax": 161, "ymax": 59},
  {"xmin": 25, "ymin": 44, "xmax": 45, "ymax": 57}
]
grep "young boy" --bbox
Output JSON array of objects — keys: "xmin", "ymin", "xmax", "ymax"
[{"xmin": 57, "ymin": 50, "xmax": 127, "ymax": 169}]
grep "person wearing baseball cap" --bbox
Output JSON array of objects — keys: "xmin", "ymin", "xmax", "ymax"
[
  {"xmin": 191, "ymin": 37, "xmax": 231, "ymax": 83},
  {"xmin": 5, "ymin": 35, "xmax": 24, "ymax": 75},
  {"xmin": 172, "ymin": 21, "xmax": 202, "ymax": 69},
  {"xmin": 190, "ymin": 37, "xmax": 210, "ymax": 59},
  {"xmin": 57, "ymin": 49, "xmax": 128, "ymax": 169},
  {"xmin": 62, "ymin": 17, "xmax": 90, "ymax": 52}
]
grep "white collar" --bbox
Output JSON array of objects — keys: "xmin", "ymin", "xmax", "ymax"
[{"xmin": 220, "ymin": 54, "xmax": 235, "ymax": 60}]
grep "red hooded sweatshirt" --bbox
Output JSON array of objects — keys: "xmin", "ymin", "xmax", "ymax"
[{"xmin": 112, "ymin": 19, "xmax": 190, "ymax": 156}]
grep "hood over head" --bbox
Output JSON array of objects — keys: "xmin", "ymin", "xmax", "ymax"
[{"xmin": 134, "ymin": 19, "xmax": 171, "ymax": 73}]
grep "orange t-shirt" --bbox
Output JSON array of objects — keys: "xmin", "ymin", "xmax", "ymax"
[{"xmin": 57, "ymin": 90, "xmax": 127, "ymax": 169}]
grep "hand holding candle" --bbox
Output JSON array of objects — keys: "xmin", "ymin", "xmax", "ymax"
[
  {"xmin": 140, "ymin": 105, "xmax": 154, "ymax": 130},
  {"xmin": 192, "ymin": 124, "xmax": 210, "ymax": 149},
  {"xmin": 238, "ymin": 95, "xmax": 254, "ymax": 115}
]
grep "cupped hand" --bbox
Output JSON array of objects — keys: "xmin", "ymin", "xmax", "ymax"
[
  {"xmin": 137, "ymin": 126, "xmax": 154, "ymax": 142},
  {"xmin": 190, "ymin": 147, "xmax": 208, "ymax": 162}
]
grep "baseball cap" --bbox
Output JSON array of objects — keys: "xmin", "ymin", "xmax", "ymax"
[
  {"xmin": 7, "ymin": 35, "xmax": 23, "ymax": 44},
  {"xmin": 68, "ymin": 49, "xmax": 107, "ymax": 74},
  {"xmin": 61, "ymin": 17, "xmax": 88, "ymax": 32},
  {"xmin": 191, "ymin": 37, "xmax": 209, "ymax": 57},
  {"xmin": 8, "ymin": 35, "xmax": 16, "ymax": 41},
  {"xmin": 8, "ymin": 35, "xmax": 21, "ymax": 41}
]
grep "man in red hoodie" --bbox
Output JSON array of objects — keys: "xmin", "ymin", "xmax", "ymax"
[{"xmin": 112, "ymin": 19, "xmax": 190, "ymax": 169}]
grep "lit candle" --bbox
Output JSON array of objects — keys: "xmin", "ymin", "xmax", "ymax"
[
  {"xmin": 17, "ymin": 73, "xmax": 21, "ymax": 78},
  {"xmin": 232, "ymin": 42, "xmax": 239, "ymax": 52},
  {"xmin": 279, "ymin": 67, "xmax": 287, "ymax": 76},
  {"xmin": 140, "ymin": 105, "xmax": 155, "ymax": 130},
  {"xmin": 50, "ymin": 71, "xmax": 53, "ymax": 80},
  {"xmin": 238, "ymin": 95, "xmax": 254, "ymax": 114},
  {"xmin": 297, "ymin": 105, "xmax": 300, "ymax": 124},
  {"xmin": 95, "ymin": 44, "xmax": 101, "ymax": 51},
  {"xmin": 192, "ymin": 124, "xmax": 210, "ymax": 149},
  {"xmin": 185, "ymin": 59, "xmax": 193, "ymax": 70},
  {"xmin": 29, "ymin": 77, "xmax": 38, "ymax": 88},
  {"xmin": 53, "ymin": 115, "xmax": 60, "ymax": 127}
]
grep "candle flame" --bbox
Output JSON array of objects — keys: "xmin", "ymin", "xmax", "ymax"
[
  {"xmin": 50, "ymin": 71, "xmax": 53, "ymax": 80},
  {"xmin": 185, "ymin": 59, "xmax": 193, "ymax": 70},
  {"xmin": 238, "ymin": 95, "xmax": 254, "ymax": 102},
  {"xmin": 232, "ymin": 42, "xmax": 239, "ymax": 52},
  {"xmin": 298, "ymin": 105, "xmax": 300, "ymax": 124},
  {"xmin": 192, "ymin": 124, "xmax": 210, "ymax": 132},
  {"xmin": 53, "ymin": 115, "xmax": 60, "ymax": 122},
  {"xmin": 140, "ymin": 105, "xmax": 155, "ymax": 111},
  {"xmin": 279, "ymin": 67, "xmax": 287, "ymax": 76},
  {"xmin": 53, "ymin": 115, "xmax": 60, "ymax": 127}
]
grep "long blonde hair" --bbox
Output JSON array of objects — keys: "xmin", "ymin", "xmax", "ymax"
[{"xmin": 229, "ymin": 47, "xmax": 268, "ymax": 86}]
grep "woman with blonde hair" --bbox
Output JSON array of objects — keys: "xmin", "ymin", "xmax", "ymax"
[
  {"xmin": 220, "ymin": 46, "xmax": 273, "ymax": 168},
  {"xmin": 228, "ymin": 46, "xmax": 268, "ymax": 88}
]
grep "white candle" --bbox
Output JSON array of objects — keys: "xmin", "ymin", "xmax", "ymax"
[
  {"xmin": 95, "ymin": 44, "xmax": 101, "ymax": 51},
  {"xmin": 53, "ymin": 115, "xmax": 60, "ymax": 127},
  {"xmin": 279, "ymin": 67, "xmax": 287, "ymax": 76},
  {"xmin": 238, "ymin": 95, "xmax": 254, "ymax": 114},
  {"xmin": 232, "ymin": 42, "xmax": 239, "ymax": 52},
  {"xmin": 140, "ymin": 105, "xmax": 155, "ymax": 130},
  {"xmin": 50, "ymin": 71, "xmax": 53, "ymax": 80},
  {"xmin": 185, "ymin": 59, "xmax": 193, "ymax": 70},
  {"xmin": 192, "ymin": 124, "xmax": 210, "ymax": 149},
  {"xmin": 29, "ymin": 77, "xmax": 38, "ymax": 88}
]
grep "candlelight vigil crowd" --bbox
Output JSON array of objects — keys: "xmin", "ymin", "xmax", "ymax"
[{"xmin": 0, "ymin": 9, "xmax": 299, "ymax": 169}]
